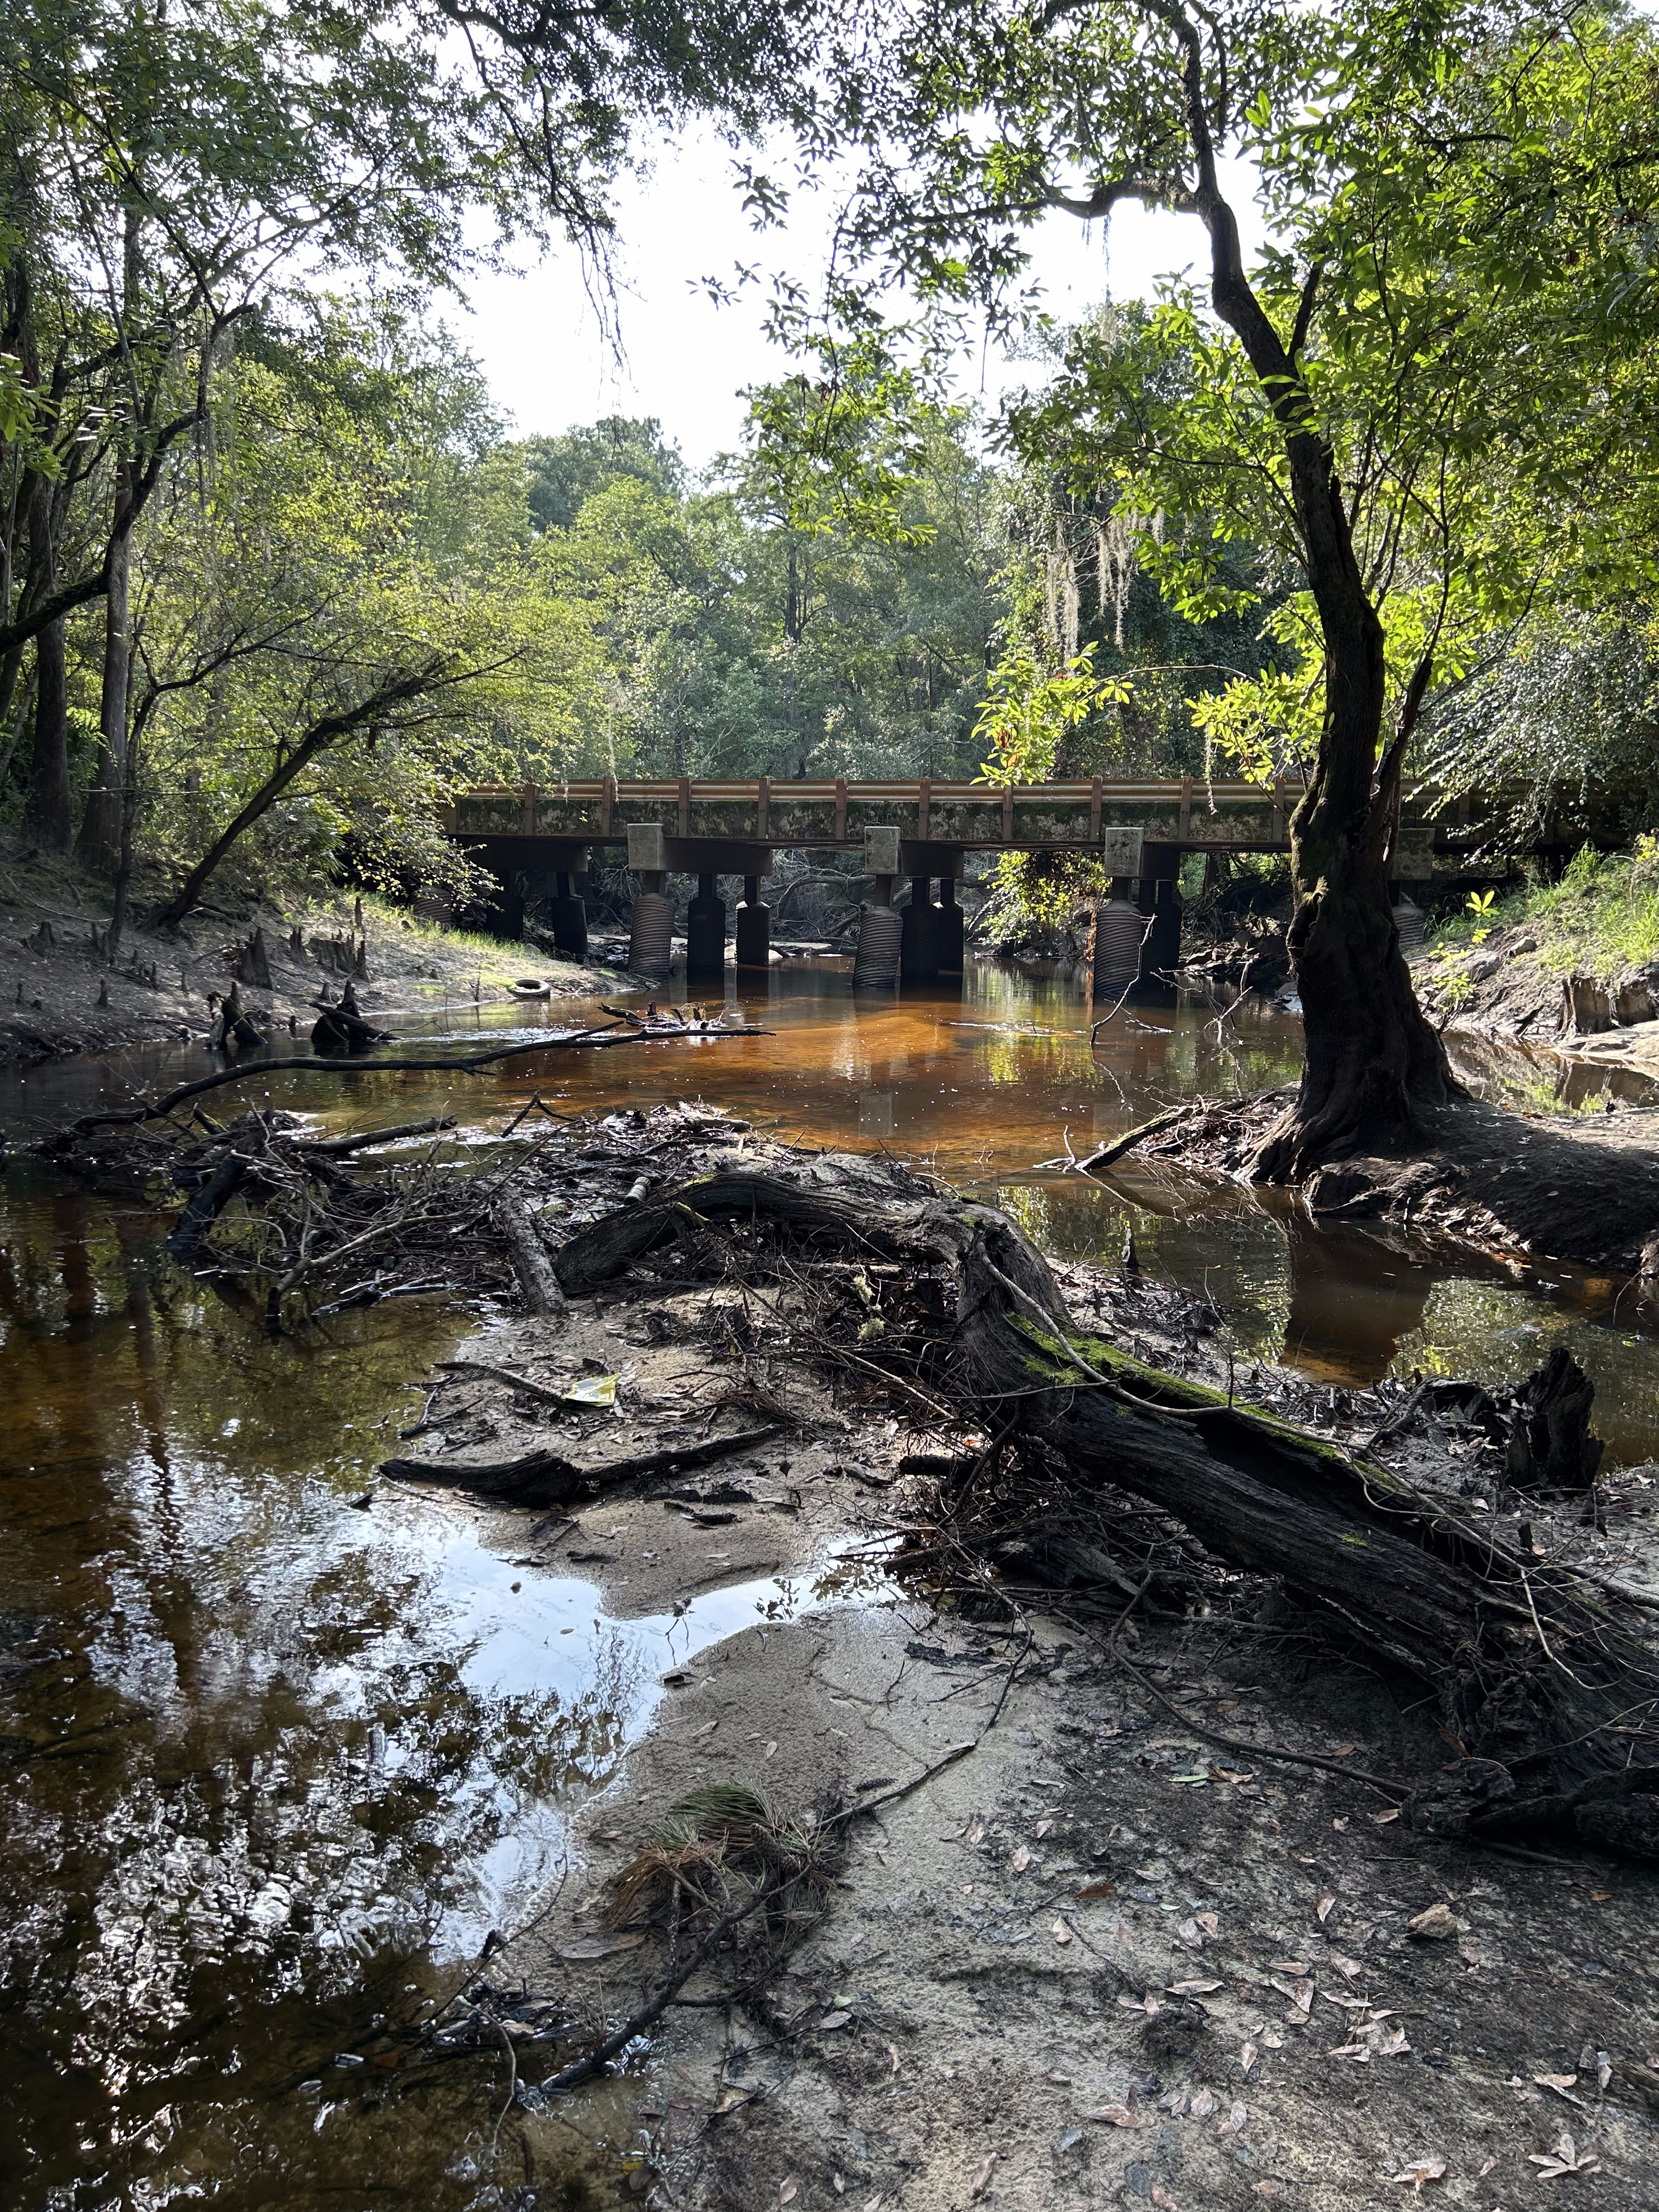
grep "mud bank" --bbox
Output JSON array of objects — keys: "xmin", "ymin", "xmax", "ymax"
[
  {"xmin": 344, "ymin": 1120, "xmax": 1659, "ymax": 2210},
  {"xmin": 0, "ymin": 835, "xmax": 605, "ymax": 1068}
]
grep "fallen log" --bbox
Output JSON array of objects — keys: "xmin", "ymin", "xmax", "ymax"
[
  {"xmin": 548, "ymin": 1170, "xmax": 1659, "ymax": 1858},
  {"xmin": 380, "ymin": 1423, "xmax": 788, "ymax": 1506},
  {"xmin": 1072, "ymin": 1108, "xmax": 1183, "ymax": 1177},
  {"xmin": 494, "ymin": 1191, "xmax": 566, "ymax": 1315},
  {"xmin": 56, "ymin": 1022, "xmax": 769, "ymax": 1137}
]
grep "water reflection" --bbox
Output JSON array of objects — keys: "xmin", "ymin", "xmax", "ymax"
[{"xmin": 0, "ymin": 1172, "xmax": 874, "ymax": 2207}]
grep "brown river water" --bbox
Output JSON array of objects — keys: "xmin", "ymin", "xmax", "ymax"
[{"xmin": 3, "ymin": 954, "xmax": 1658, "ymax": 2209}]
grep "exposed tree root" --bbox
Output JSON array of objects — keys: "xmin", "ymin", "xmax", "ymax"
[{"xmin": 1135, "ymin": 1087, "xmax": 1659, "ymax": 1279}]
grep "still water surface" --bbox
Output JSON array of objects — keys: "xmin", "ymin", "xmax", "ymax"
[{"xmin": 3, "ymin": 953, "xmax": 1657, "ymax": 2207}]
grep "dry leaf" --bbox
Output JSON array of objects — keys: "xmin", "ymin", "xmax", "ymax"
[
  {"xmin": 819, "ymin": 2011, "xmax": 853, "ymax": 2033},
  {"xmin": 1034, "ymin": 1818, "xmax": 1054, "ymax": 1838},
  {"xmin": 1090, "ymin": 2104, "xmax": 1150, "ymax": 2129},
  {"xmin": 1052, "ymin": 1918, "xmax": 1073, "ymax": 1946},
  {"xmin": 886, "ymin": 2044, "xmax": 900, "ymax": 2076},
  {"xmin": 1076, "ymin": 1878, "xmax": 1116, "ymax": 1900},
  {"xmin": 1010, "ymin": 1846, "xmax": 1031, "ymax": 1874},
  {"xmin": 1218, "ymin": 2100, "xmax": 1249, "ymax": 2136},
  {"xmin": 1371, "ymin": 1807, "xmax": 1401, "ymax": 1825},
  {"xmin": 1534, "ymin": 2074, "xmax": 1585, "ymax": 2107},
  {"xmin": 1371, "ymin": 2025, "xmax": 1412, "ymax": 2057},
  {"xmin": 967, "ymin": 2152, "xmax": 997, "ymax": 2200},
  {"xmin": 765, "ymin": 1740, "xmax": 778, "ymax": 1759},
  {"xmin": 710, "ymin": 2088, "xmax": 759, "ymax": 2119},
  {"xmin": 689, "ymin": 1718, "xmax": 720, "ymax": 1740},
  {"xmin": 1316, "ymin": 1892, "xmax": 1336, "ymax": 1922},
  {"xmin": 1331, "ymin": 1741, "xmax": 1359, "ymax": 1757},
  {"xmin": 1190, "ymin": 2088, "xmax": 1216, "ymax": 2118},
  {"xmin": 1528, "ymin": 2130, "xmax": 1600, "ymax": 2178},
  {"xmin": 1152, "ymin": 2190, "xmax": 1182, "ymax": 2211},
  {"xmin": 1329, "ymin": 1954, "xmax": 1364, "ymax": 1980},
  {"xmin": 833, "ymin": 2180, "xmax": 845, "ymax": 2198},
  {"xmin": 1270, "ymin": 1958, "xmax": 1311, "ymax": 1976},
  {"xmin": 1167, "ymin": 1979, "xmax": 1223, "ymax": 1996},
  {"xmin": 1597, "ymin": 2052, "xmax": 1612, "ymax": 2092},
  {"xmin": 1261, "ymin": 2028, "xmax": 1285, "ymax": 2050},
  {"xmin": 1238, "ymin": 2042, "xmax": 1259, "ymax": 2073},
  {"xmin": 780, "ymin": 2181, "xmax": 799, "ymax": 2205},
  {"xmin": 1388, "ymin": 2155, "xmax": 1447, "ymax": 2191},
  {"xmin": 1195, "ymin": 1911, "xmax": 1220, "ymax": 1937},
  {"xmin": 1407, "ymin": 1903, "xmax": 1458, "ymax": 1941}
]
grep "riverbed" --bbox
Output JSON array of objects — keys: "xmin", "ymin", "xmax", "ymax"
[{"xmin": 4, "ymin": 953, "xmax": 1658, "ymax": 2208}]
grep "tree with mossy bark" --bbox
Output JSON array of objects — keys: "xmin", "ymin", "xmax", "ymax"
[{"xmin": 811, "ymin": 0, "xmax": 1659, "ymax": 1176}]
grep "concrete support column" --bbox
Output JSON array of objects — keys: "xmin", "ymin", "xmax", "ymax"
[
  {"xmin": 935, "ymin": 876, "xmax": 964, "ymax": 976},
  {"xmin": 548, "ymin": 867, "xmax": 588, "ymax": 959},
  {"xmin": 900, "ymin": 874, "xmax": 939, "ymax": 982},
  {"xmin": 735, "ymin": 874, "xmax": 770, "ymax": 969},
  {"xmin": 686, "ymin": 872, "xmax": 726, "ymax": 980},
  {"xmin": 1141, "ymin": 877, "xmax": 1182, "ymax": 996},
  {"xmin": 1092, "ymin": 877, "xmax": 1143, "ymax": 1003},
  {"xmin": 628, "ymin": 868, "xmax": 674, "ymax": 978}
]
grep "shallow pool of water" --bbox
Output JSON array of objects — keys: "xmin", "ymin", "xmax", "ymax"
[{"xmin": 4, "ymin": 951, "xmax": 1659, "ymax": 2205}]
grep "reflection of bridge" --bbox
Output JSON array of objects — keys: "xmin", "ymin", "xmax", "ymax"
[{"xmin": 441, "ymin": 775, "xmax": 1483, "ymax": 985}]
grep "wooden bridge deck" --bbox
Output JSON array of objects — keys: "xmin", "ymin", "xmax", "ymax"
[{"xmin": 445, "ymin": 775, "xmax": 1477, "ymax": 869}]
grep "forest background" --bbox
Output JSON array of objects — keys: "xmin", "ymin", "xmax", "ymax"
[{"xmin": 4, "ymin": 0, "xmax": 1659, "ymax": 940}]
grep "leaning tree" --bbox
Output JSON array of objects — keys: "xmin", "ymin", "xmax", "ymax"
[{"xmin": 814, "ymin": 0, "xmax": 1659, "ymax": 1176}]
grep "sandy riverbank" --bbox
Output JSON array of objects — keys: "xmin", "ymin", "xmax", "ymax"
[{"xmin": 357, "ymin": 1128, "xmax": 1659, "ymax": 2211}]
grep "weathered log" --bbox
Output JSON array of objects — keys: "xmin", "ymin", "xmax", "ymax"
[
  {"xmin": 494, "ymin": 1192, "xmax": 566, "ymax": 1316},
  {"xmin": 55, "ymin": 1022, "xmax": 768, "ymax": 1137},
  {"xmin": 380, "ymin": 1423, "xmax": 787, "ymax": 1505},
  {"xmin": 164, "ymin": 1150, "xmax": 249, "ymax": 1261},
  {"xmin": 550, "ymin": 1171, "xmax": 1659, "ymax": 1858}
]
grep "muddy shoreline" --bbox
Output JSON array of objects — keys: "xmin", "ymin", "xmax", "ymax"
[{"xmin": 332, "ymin": 1113, "xmax": 1659, "ymax": 2210}]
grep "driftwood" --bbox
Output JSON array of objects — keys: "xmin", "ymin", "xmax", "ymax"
[
  {"xmin": 60, "ymin": 1020, "xmax": 769, "ymax": 1136},
  {"xmin": 1073, "ymin": 1108, "xmax": 1184, "ymax": 1177},
  {"xmin": 1507, "ymin": 1345, "xmax": 1604, "ymax": 1490},
  {"xmin": 493, "ymin": 1192, "xmax": 566, "ymax": 1316},
  {"xmin": 381, "ymin": 1423, "xmax": 788, "ymax": 1506},
  {"xmin": 548, "ymin": 1170, "xmax": 1659, "ymax": 1858}
]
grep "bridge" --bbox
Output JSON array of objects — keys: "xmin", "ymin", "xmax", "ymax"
[{"xmin": 442, "ymin": 775, "xmax": 1486, "ymax": 987}]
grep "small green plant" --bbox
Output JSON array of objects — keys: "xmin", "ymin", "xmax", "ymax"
[
  {"xmin": 1441, "ymin": 968, "xmax": 1474, "ymax": 1008},
  {"xmin": 1466, "ymin": 887, "xmax": 1496, "ymax": 945}
]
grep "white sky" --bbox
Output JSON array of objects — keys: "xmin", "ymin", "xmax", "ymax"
[{"xmin": 460, "ymin": 132, "xmax": 1264, "ymax": 471}]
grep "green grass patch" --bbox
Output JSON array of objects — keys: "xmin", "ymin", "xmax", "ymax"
[{"xmin": 1424, "ymin": 841, "xmax": 1659, "ymax": 977}]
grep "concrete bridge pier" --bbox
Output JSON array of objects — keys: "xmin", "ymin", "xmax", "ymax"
[
  {"xmin": 900, "ymin": 875, "xmax": 939, "ymax": 982},
  {"xmin": 853, "ymin": 826, "xmax": 904, "ymax": 988},
  {"xmin": 1132, "ymin": 843, "xmax": 1182, "ymax": 1001},
  {"xmin": 686, "ymin": 873, "xmax": 726, "ymax": 981},
  {"xmin": 547, "ymin": 868, "xmax": 588, "ymax": 959},
  {"xmin": 935, "ymin": 877, "xmax": 964, "ymax": 976},
  {"xmin": 735, "ymin": 876, "xmax": 770, "ymax": 969}
]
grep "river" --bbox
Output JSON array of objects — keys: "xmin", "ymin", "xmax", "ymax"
[{"xmin": 3, "ymin": 953, "xmax": 1657, "ymax": 2208}]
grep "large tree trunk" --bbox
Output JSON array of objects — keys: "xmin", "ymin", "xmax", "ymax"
[
  {"xmin": 546, "ymin": 1169, "xmax": 1659, "ymax": 1859},
  {"xmin": 76, "ymin": 462, "xmax": 133, "ymax": 874},
  {"xmin": 1165, "ymin": 17, "xmax": 1454, "ymax": 1178},
  {"xmin": 22, "ymin": 616, "xmax": 71, "ymax": 848}
]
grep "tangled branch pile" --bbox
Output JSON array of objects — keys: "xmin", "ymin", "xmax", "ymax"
[{"xmin": 543, "ymin": 1166, "xmax": 1659, "ymax": 1859}]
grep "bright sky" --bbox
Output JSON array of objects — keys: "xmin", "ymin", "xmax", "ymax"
[{"xmin": 461, "ymin": 132, "xmax": 1265, "ymax": 471}]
